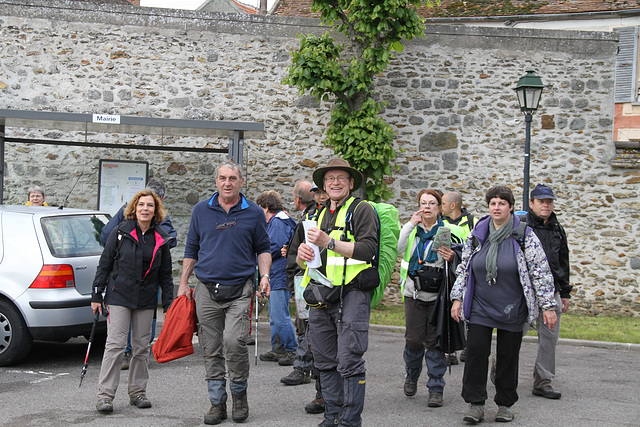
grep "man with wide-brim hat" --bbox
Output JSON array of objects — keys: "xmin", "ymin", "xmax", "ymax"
[{"xmin": 297, "ymin": 158, "xmax": 379, "ymax": 427}]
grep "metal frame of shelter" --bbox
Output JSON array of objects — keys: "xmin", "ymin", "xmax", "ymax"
[{"xmin": 0, "ymin": 108, "xmax": 265, "ymax": 204}]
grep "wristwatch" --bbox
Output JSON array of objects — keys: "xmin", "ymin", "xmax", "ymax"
[
  {"xmin": 260, "ymin": 274, "xmax": 270, "ymax": 282},
  {"xmin": 327, "ymin": 238, "xmax": 336, "ymax": 251}
]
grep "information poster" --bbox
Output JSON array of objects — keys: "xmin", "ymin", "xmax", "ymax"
[{"xmin": 98, "ymin": 160, "xmax": 148, "ymax": 216}]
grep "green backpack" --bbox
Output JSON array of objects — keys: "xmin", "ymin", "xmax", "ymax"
[{"xmin": 344, "ymin": 199, "xmax": 401, "ymax": 307}]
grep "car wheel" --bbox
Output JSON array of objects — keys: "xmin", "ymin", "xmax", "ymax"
[{"xmin": 0, "ymin": 300, "xmax": 33, "ymax": 366}]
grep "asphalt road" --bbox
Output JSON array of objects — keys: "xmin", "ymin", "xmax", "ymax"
[{"xmin": 1, "ymin": 321, "xmax": 639, "ymax": 427}]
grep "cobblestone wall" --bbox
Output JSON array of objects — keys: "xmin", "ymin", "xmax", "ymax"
[{"xmin": 1, "ymin": 0, "xmax": 636, "ymax": 315}]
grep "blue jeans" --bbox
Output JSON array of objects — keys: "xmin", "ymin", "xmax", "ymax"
[{"xmin": 268, "ymin": 290, "xmax": 297, "ymax": 352}]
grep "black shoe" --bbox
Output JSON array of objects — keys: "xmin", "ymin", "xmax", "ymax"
[
  {"xmin": 459, "ymin": 348, "xmax": 467, "ymax": 362},
  {"xmin": 277, "ymin": 351, "xmax": 296, "ymax": 366},
  {"xmin": 204, "ymin": 402, "xmax": 228, "ymax": 425},
  {"xmin": 532, "ymin": 385, "xmax": 561, "ymax": 399},
  {"xmin": 130, "ymin": 394, "xmax": 152, "ymax": 409},
  {"xmin": 404, "ymin": 378, "xmax": 417, "ymax": 397},
  {"xmin": 232, "ymin": 391, "xmax": 249, "ymax": 422},
  {"xmin": 96, "ymin": 398, "xmax": 113, "ymax": 414},
  {"xmin": 447, "ymin": 353, "xmax": 459, "ymax": 365},
  {"xmin": 259, "ymin": 350, "xmax": 284, "ymax": 362},
  {"xmin": 305, "ymin": 397, "xmax": 325, "ymax": 414},
  {"xmin": 281, "ymin": 368, "xmax": 311, "ymax": 385}
]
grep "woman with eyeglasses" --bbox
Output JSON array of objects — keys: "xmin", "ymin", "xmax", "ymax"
[
  {"xmin": 450, "ymin": 185, "xmax": 557, "ymax": 423},
  {"xmin": 397, "ymin": 189, "xmax": 466, "ymax": 408}
]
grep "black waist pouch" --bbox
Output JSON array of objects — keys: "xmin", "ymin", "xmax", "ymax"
[
  {"xmin": 202, "ymin": 280, "xmax": 245, "ymax": 301},
  {"xmin": 352, "ymin": 267, "xmax": 380, "ymax": 292},
  {"xmin": 409, "ymin": 266, "xmax": 444, "ymax": 293},
  {"xmin": 303, "ymin": 281, "xmax": 352, "ymax": 309}
]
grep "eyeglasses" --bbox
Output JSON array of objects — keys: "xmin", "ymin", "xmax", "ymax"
[
  {"xmin": 420, "ymin": 202, "xmax": 440, "ymax": 207},
  {"xmin": 324, "ymin": 176, "xmax": 351, "ymax": 183}
]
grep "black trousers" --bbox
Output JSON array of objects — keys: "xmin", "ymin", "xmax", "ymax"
[{"xmin": 461, "ymin": 323, "xmax": 523, "ymax": 407}]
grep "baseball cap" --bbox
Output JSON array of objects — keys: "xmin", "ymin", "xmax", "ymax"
[
  {"xmin": 310, "ymin": 184, "xmax": 320, "ymax": 192},
  {"xmin": 530, "ymin": 184, "xmax": 556, "ymax": 200}
]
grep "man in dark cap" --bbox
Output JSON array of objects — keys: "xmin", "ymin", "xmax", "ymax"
[
  {"xmin": 297, "ymin": 158, "xmax": 379, "ymax": 427},
  {"xmin": 524, "ymin": 184, "xmax": 571, "ymax": 400}
]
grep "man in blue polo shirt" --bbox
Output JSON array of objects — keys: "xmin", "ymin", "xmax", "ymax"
[{"xmin": 177, "ymin": 159, "xmax": 271, "ymax": 425}]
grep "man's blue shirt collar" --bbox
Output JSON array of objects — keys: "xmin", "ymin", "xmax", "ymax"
[{"xmin": 208, "ymin": 192, "xmax": 250, "ymax": 211}]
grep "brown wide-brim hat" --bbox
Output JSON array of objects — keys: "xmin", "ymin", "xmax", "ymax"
[{"xmin": 312, "ymin": 158, "xmax": 364, "ymax": 192}]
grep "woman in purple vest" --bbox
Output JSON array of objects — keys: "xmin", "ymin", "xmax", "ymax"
[{"xmin": 450, "ymin": 185, "xmax": 557, "ymax": 424}]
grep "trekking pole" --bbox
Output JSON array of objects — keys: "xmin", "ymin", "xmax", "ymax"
[
  {"xmin": 255, "ymin": 292, "xmax": 259, "ymax": 365},
  {"xmin": 79, "ymin": 311, "xmax": 100, "ymax": 387},
  {"xmin": 445, "ymin": 261, "xmax": 452, "ymax": 375}
]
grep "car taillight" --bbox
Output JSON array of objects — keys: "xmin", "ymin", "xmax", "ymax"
[{"xmin": 30, "ymin": 264, "xmax": 76, "ymax": 289}]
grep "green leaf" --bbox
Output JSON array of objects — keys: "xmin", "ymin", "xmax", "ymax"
[{"xmin": 390, "ymin": 41, "xmax": 405, "ymax": 53}]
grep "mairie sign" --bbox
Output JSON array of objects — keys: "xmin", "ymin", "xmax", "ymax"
[{"xmin": 92, "ymin": 114, "xmax": 120, "ymax": 124}]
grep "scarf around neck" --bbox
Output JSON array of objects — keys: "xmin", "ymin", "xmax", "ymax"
[
  {"xmin": 485, "ymin": 214, "xmax": 514, "ymax": 285},
  {"xmin": 408, "ymin": 217, "xmax": 443, "ymax": 275}
]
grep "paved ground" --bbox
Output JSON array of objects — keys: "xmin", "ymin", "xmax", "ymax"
[{"xmin": 1, "ymin": 319, "xmax": 639, "ymax": 427}]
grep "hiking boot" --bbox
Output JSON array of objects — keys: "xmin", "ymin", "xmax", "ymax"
[
  {"xmin": 281, "ymin": 368, "xmax": 311, "ymax": 385},
  {"xmin": 96, "ymin": 397, "xmax": 113, "ymax": 413},
  {"xmin": 533, "ymin": 385, "xmax": 561, "ymax": 399},
  {"xmin": 305, "ymin": 396, "xmax": 325, "ymax": 414},
  {"xmin": 463, "ymin": 404, "xmax": 484, "ymax": 424},
  {"xmin": 204, "ymin": 402, "xmax": 227, "ymax": 425},
  {"xmin": 447, "ymin": 353, "xmax": 459, "ymax": 365},
  {"xmin": 259, "ymin": 350, "xmax": 284, "ymax": 362},
  {"xmin": 121, "ymin": 351, "xmax": 131, "ymax": 370},
  {"xmin": 427, "ymin": 391, "xmax": 443, "ymax": 407},
  {"xmin": 403, "ymin": 378, "xmax": 417, "ymax": 397},
  {"xmin": 495, "ymin": 405, "xmax": 514, "ymax": 422},
  {"xmin": 130, "ymin": 394, "xmax": 152, "ymax": 408},
  {"xmin": 231, "ymin": 391, "xmax": 249, "ymax": 422},
  {"xmin": 459, "ymin": 348, "xmax": 467, "ymax": 362},
  {"xmin": 277, "ymin": 351, "xmax": 296, "ymax": 366}
]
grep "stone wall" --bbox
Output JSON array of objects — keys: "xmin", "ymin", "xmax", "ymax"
[{"xmin": 1, "ymin": 0, "xmax": 637, "ymax": 315}]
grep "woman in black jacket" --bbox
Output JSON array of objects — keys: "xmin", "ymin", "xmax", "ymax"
[{"xmin": 91, "ymin": 189, "xmax": 174, "ymax": 414}]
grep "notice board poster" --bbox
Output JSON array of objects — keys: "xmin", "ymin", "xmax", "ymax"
[{"xmin": 98, "ymin": 160, "xmax": 149, "ymax": 216}]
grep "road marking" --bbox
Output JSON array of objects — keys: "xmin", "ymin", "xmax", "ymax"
[{"xmin": 6, "ymin": 370, "xmax": 70, "ymax": 384}]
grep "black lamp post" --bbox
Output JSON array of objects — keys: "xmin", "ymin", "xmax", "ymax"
[{"xmin": 514, "ymin": 69, "xmax": 544, "ymax": 211}]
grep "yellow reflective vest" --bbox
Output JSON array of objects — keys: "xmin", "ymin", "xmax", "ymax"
[{"xmin": 301, "ymin": 197, "xmax": 372, "ymax": 288}]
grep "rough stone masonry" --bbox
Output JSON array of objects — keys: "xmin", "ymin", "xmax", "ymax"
[{"xmin": 0, "ymin": 0, "xmax": 637, "ymax": 315}]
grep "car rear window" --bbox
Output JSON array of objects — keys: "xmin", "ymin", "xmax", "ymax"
[{"xmin": 41, "ymin": 214, "xmax": 110, "ymax": 257}]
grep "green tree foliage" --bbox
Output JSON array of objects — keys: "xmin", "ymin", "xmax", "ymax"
[{"xmin": 283, "ymin": 0, "xmax": 434, "ymax": 201}]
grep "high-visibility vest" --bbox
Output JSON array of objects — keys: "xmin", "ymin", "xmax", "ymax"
[
  {"xmin": 443, "ymin": 213, "xmax": 477, "ymax": 240},
  {"xmin": 399, "ymin": 223, "xmax": 465, "ymax": 292},
  {"xmin": 301, "ymin": 197, "xmax": 372, "ymax": 288}
]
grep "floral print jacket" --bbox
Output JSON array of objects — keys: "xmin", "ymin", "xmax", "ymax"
[{"xmin": 450, "ymin": 214, "xmax": 557, "ymax": 327}]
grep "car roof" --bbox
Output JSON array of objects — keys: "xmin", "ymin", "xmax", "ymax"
[{"xmin": 0, "ymin": 205, "xmax": 109, "ymax": 217}]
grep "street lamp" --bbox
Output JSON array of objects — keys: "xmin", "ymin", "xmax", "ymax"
[{"xmin": 514, "ymin": 69, "xmax": 544, "ymax": 211}]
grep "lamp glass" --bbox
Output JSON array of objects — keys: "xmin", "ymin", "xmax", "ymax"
[{"xmin": 514, "ymin": 70, "xmax": 544, "ymax": 113}]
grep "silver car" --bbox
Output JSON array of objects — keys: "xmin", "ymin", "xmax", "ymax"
[{"xmin": 0, "ymin": 205, "xmax": 110, "ymax": 366}]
